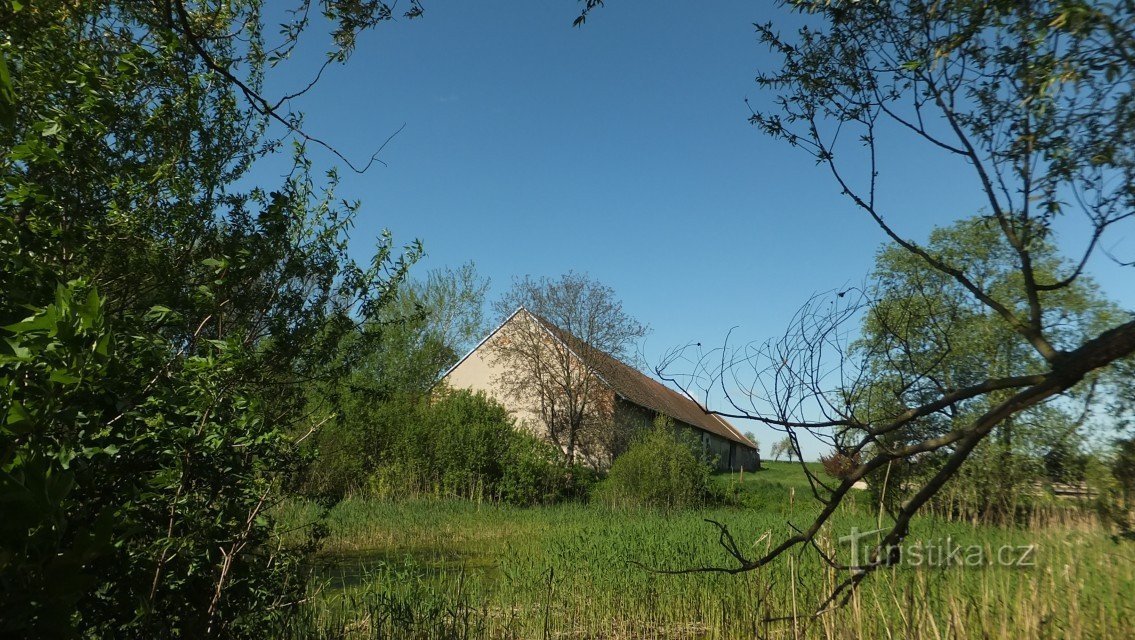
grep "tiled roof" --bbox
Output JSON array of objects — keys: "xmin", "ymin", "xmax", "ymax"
[{"xmin": 528, "ymin": 310, "xmax": 756, "ymax": 450}]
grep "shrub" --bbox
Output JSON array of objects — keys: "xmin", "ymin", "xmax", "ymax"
[
  {"xmin": 596, "ymin": 418, "xmax": 713, "ymax": 510},
  {"xmin": 820, "ymin": 451, "xmax": 861, "ymax": 480},
  {"xmin": 411, "ymin": 391, "xmax": 597, "ymax": 505},
  {"xmin": 306, "ymin": 393, "xmax": 419, "ymax": 498},
  {"xmin": 311, "ymin": 388, "xmax": 583, "ymax": 505},
  {"xmin": 1089, "ymin": 439, "xmax": 1135, "ymax": 539},
  {"xmin": 415, "ymin": 389, "xmax": 516, "ymax": 498},
  {"xmin": 498, "ymin": 439, "xmax": 598, "ymax": 506},
  {"xmin": 1112, "ymin": 438, "xmax": 1135, "ymax": 500}
]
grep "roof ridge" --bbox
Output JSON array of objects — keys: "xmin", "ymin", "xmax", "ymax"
[{"xmin": 436, "ymin": 306, "xmax": 526, "ymax": 385}]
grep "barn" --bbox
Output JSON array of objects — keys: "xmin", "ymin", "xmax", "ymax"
[{"xmin": 439, "ymin": 308, "xmax": 760, "ymax": 472}]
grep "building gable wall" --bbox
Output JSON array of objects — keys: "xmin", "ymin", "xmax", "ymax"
[{"xmin": 441, "ymin": 310, "xmax": 760, "ymax": 472}]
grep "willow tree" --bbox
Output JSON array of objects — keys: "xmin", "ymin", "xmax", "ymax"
[{"xmin": 658, "ymin": 0, "xmax": 1135, "ymax": 609}]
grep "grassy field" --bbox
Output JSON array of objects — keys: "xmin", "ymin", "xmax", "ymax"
[
  {"xmin": 726, "ymin": 460, "xmax": 828, "ymax": 489},
  {"xmin": 274, "ymin": 463, "xmax": 1135, "ymax": 639}
]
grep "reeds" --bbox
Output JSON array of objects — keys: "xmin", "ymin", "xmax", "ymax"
[{"xmin": 274, "ymin": 482, "xmax": 1134, "ymax": 638}]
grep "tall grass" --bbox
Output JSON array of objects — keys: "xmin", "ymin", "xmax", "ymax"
[{"xmin": 273, "ymin": 471, "xmax": 1134, "ymax": 639}]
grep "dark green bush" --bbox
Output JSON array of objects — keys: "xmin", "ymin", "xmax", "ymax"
[
  {"xmin": 401, "ymin": 389, "xmax": 515, "ymax": 497},
  {"xmin": 596, "ymin": 418, "xmax": 713, "ymax": 510},
  {"xmin": 499, "ymin": 433, "xmax": 567, "ymax": 505},
  {"xmin": 310, "ymin": 389, "xmax": 585, "ymax": 505}
]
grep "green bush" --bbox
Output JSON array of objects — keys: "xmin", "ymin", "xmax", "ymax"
[
  {"xmin": 596, "ymin": 418, "xmax": 713, "ymax": 510},
  {"xmin": 499, "ymin": 433, "xmax": 566, "ymax": 506},
  {"xmin": 2, "ymin": 2, "xmax": 434, "ymax": 634},
  {"xmin": 310, "ymin": 389, "xmax": 585, "ymax": 505},
  {"xmin": 305, "ymin": 393, "xmax": 416, "ymax": 498},
  {"xmin": 406, "ymin": 389, "xmax": 516, "ymax": 498}
]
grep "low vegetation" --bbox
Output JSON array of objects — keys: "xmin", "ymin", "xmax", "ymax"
[
  {"xmin": 274, "ymin": 464, "xmax": 1135, "ymax": 639},
  {"xmin": 308, "ymin": 389, "xmax": 588, "ymax": 506},
  {"xmin": 594, "ymin": 418, "xmax": 715, "ymax": 510}
]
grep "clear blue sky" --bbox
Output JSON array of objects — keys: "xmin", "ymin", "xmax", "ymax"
[{"xmin": 252, "ymin": 2, "xmax": 1134, "ymax": 459}]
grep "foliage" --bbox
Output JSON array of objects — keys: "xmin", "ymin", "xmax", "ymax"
[
  {"xmin": 768, "ymin": 437, "xmax": 795, "ymax": 462},
  {"xmin": 499, "ymin": 431, "xmax": 596, "ymax": 506},
  {"xmin": 308, "ymin": 389, "xmax": 583, "ymax": 506},
  {"xmin": 1089, "ymin": 437, "xmax": 1135, "ymax": 538},
  {"xmin": 307, "ymin": 263, "xmax": 491, "ymax": 498},
  {"xmin": 1110, "ymin": 357, "xmax": 1135, "ymax": 433},
  {"xmin": 1043, "ymin": 438, "xmax": 1093, "ymax": 483},
  {"xmin": 1113, "ymin": 438, "xmax": 1135, "ymax": 500},
  {"xmin": 397, "ymin": 390, "xmax": 522, "ymax": 500},
  {"xmin": 596, "ymin": 417, "xmax": 714, "ymax": 510},
  {"xmin": 857, "ymin": 217, "xmax": 1117, "ymax": 521},
  {"xmin": 359, "ymin": 262, "xmax": 490, "ymax": 399},
  {"xmin": 1, "ymin": 0, "xmax": 419, "ymax": 636}
]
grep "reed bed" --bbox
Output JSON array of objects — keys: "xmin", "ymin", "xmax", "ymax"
[{"xmin": 274, "ymin": 473, "xmax": 1134, "ymax": 639}]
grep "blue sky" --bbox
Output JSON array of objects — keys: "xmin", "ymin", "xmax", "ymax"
[{"xmin": 252, "ymin": 2, "xmax": 1134, "ymax": 459}]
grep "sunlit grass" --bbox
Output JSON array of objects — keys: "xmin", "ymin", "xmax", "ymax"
[{"xmin": 274, "ymin": 465, "xmax": 1135, "ymax": 639}]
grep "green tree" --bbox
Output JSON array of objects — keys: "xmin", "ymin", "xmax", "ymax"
[
  {"xmin": 857, "ymin": 217, "xmax": 1119, "ymax": 520},
  {"xmin": 768, "ymin": 437, "xmax": 794, "ymax": 462},
  {"xmin": 1, "ymin": 1, "xmax": 420, "ymax": 635},
  {"xmin": 367, "ymin": 262, "xmax": 491, "ymax": 398},
  {"xmin": 307, "ymin": 263, "xmax": 490, "ymax": 497}
]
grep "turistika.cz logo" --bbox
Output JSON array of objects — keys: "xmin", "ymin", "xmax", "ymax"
[{"xmin": 838, "ymin": 527, "xmax": 1037, "ymax": 570}]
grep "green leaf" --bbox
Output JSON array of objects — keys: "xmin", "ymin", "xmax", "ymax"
[
  {"xmin": 49, "ymin": 370, "xmax": 81, "ymax": 384},
  {"xmin": 45, "ymin": 470, "xmax": 75, "ymax": 505},
  {"xmin": 93, "ymin": 333, "xmax": 111, "ymax": 356},
  {"xmin": 3, "ymin": 309, "xmax": 57, "ymax": 334},
  {"xmin": 1, "ymin": 337, "xmax": 31, "ymax": 358},
  {"xmin": 85, "ymin": 289, "xmax": 101, "ymax": 313},
  {"xmin": 0, "ymin": 52, "xmax": 13, "ymax": 128},
  {"xmin": 4, "ymin": 400, "xmax": 34, "ymax": 435},
  {"xmin": 144, "ymin": 305, "xmax": 173, "ymax": 322}
]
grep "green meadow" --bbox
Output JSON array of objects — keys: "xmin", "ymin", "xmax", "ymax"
[{"xmin": 273, "ymin": 462, "xmax": 1135, "ymax": 639}]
